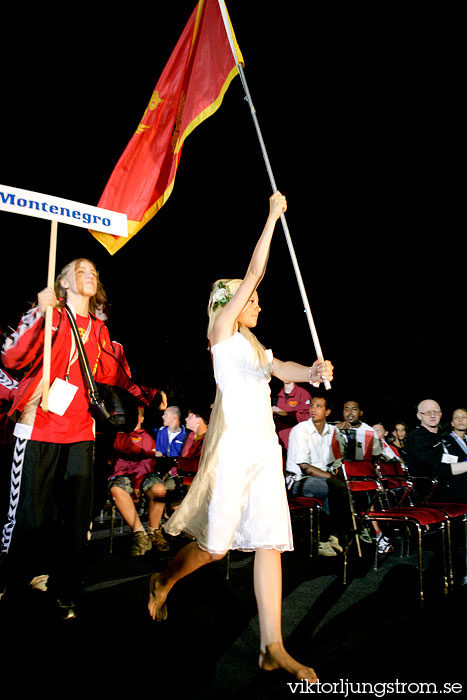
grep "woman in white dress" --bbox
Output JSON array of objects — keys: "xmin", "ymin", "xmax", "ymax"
[{"xmin": 148, "ymin": 192, "xmax": 333, "ymax": 681}]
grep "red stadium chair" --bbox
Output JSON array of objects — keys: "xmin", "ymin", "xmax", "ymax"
[{"xmin": 341, "ymin": 460, "xmax": 451, "ymax": 603}]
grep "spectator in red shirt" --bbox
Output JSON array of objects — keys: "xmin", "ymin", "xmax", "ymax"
[
  {"xmin": 272, "ymin": 381, "xmax": 311, "ymax": 450},
  {"xmin": 109, "ymin": 406, "xmax": 171, "ymax": 556},
  {"xmin": 175, "ymin": 408, "xmax": 209, "ymax": 492}
]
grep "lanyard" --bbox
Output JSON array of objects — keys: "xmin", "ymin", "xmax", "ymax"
[
  {"xmin": 65, "ymin": 317, "xmax": 92, "ymax": 382},
  {"xmin": 451, "ymin": 431, "xmax": 467, "ymax": 455}
]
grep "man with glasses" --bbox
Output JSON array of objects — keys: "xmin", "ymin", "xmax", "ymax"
[{"xmin": 405, "ymin": 399, "xmax": 467, "ymax": 502}]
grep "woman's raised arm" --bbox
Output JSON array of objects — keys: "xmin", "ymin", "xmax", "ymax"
[{"xmin": 211, "ymin": 192, "xmax": 286, "ymax": 344}]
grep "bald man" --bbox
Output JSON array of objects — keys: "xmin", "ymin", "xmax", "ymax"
[{"xmin": 405, "ymin": 399, "xmax": 467, "ymax": 502}]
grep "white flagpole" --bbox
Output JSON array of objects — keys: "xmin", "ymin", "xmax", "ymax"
[{"xmin": 217, "ymin": 1, "xmax": 331, "ymax": 389}]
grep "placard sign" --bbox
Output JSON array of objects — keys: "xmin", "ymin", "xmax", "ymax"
[{"xmin": 0, "ymin": 184, "xmax": 128, "ymax": 237}]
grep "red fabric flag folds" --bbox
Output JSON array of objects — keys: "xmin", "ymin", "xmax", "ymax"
[{"xmin": 91, "ymin": 0, "xmax": 243, "ymax": 254}]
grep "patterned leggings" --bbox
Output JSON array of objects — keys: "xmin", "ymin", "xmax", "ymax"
[{"xmin": 1, "ymin": 438, "xmax": 94, "ymax": 598}]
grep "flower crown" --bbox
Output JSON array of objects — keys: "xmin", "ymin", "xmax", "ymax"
[{"xmin": 211, "ymin": 281, "xmax": 233, "ymax": 310}]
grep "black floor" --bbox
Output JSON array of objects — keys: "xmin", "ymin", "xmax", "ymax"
[{"xmin": 1, "ymin": 518, "xmax": 465, "ymax": 698}]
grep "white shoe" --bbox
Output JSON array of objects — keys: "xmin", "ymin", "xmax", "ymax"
[{"xmin": 376, "ymin": 532, "xmax": 393, "ymax": 554}]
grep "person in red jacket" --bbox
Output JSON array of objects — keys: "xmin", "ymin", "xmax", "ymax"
[
  {"xmin": 109, "ymin": 407, "xmax": 170, "ymax": 555},
  {"xmin": 175, "ymin": 407, "xmax": 209, "ymax": 492},
  {"xmin": 0, "ymin": 258, "xmax": 146, "ymax": 618},
  {"xmin": 272, "ymin": 381, "xmax": 311, "ymax": 450}
]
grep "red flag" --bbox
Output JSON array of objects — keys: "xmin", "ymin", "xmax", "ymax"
[{"xmin": 91, "ymin": 0, "xmax": 243, "ymax": 254}]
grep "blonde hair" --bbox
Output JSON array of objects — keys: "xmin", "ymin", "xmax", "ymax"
[
  {"xmin": 55, "ymin": 258, "xmax": 107, "ymax": 314},
  {"xmin": 207, "ymin": 278, "xmax": 271, "ymax": 374}
]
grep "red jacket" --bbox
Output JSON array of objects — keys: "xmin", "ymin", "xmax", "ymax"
[
  {"xmin": 0, "ymin": 368, "xmax": 17, "ymax": 445},
  {"xmin": 2, "ymin": 305, "xmax": 145, "ymax": 441},
  {"xmin": 110, "ymin": 429, "xmax": 156, "ymax": 490},
  {"xmin": 274, "ymin": 384, "xmax": 311, "ymax": 450},
  {"xmin": 178, "ymin": 431, "xmax": 206, "ymax": 475}
]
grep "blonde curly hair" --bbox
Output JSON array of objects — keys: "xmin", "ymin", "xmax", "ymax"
[{"xmin": 207, "ymin": 278, "xmax": 270, "ymax": 374}]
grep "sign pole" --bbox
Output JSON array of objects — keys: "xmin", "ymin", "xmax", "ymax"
[{"xmin": 42, "ymin": 220, "xmax": 58, "ymax": 412}]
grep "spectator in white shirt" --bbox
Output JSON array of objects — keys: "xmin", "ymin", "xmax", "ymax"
[{"xmin": 286, "ymin": 392, "xmax": 346, "ymax": 557}]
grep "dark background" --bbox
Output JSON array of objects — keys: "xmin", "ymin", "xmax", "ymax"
[{"xmin": 0, "ymin": 1, "xmax": 463, "ymax": 431}]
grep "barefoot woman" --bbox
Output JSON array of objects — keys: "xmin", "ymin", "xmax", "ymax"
[{"xmin": 149, "ymin": 192, "xmax": 333, "ymax": 680}]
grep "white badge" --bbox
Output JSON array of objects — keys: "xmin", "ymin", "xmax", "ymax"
[
  {"xmin": 441, "ymin": 453, "xmax": 459, "ymax": 464},
  {"xmin": 42, "ymin": 377, "xmax": 79, "ymax": 416}
]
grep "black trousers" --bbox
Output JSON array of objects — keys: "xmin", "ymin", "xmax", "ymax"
[{"xmin": 1, "ymin": 437, "xmax": 94, "ymax": 599}]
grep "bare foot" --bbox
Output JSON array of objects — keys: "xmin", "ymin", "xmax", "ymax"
[
  {"xmin": 259, "ymin": 641, "xmax": 318, "ymax": 682},
  {"xmin": 148, "ymin": 573, "xmax": 168, "ymax": 621}
]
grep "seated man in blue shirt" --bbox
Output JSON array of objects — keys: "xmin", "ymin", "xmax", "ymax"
[
  {"xmin": 156, "ymin": 406, "xmax": 188, "ymax": 457},
  {"xmin": 154, "ymin": 406, "xmax": 188, "ymax": 517}
]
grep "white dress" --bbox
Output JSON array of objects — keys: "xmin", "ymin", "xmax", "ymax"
[{"xmin": 164, "ymin": 332, "xmax": 293, "ymax": 554}]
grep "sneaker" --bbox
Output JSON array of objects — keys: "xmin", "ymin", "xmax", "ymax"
[
  {"xmin": 148, "ymin": 528, "xmax": 170, "ymax": 553},
  {"xmin": 130, "ymin": 530, "xmax": 152, "ymax": 556},
  {"xmin": 57, "ymin": 599, "xmax": 77, "ymax": 620},
  {"xmin": 328, "ymin": 535, "xmax": 343, "ymax": 553},
  {"xmin": 376, "ymin": 532, "xmax": 393, "ymax": 554},
  {"xmin": 318, "ymin": 541, "xmax": 337, "ymax": 557}
]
